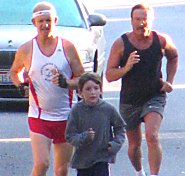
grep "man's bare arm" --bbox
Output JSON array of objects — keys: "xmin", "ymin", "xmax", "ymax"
[
  {"xmin": 165, "ymin": 36, "xmax": 178, "ymax": 84},
  {"xmin": 61, "ymin": 39, "xmax": 84, "ymax": 89},
  {"xmin": 106, "ymin": 38, "xmax": 125, "ymax": 82},
  {"xmin": 159, "ymin": 34, "xmax": 178, "ymax": 93},
  {"xmin": 10, "ymin": 46, "xmax": 26, "ymax": 87},
  {"xmin": 106, "ymin": 37, "xmax": 140, "ymax": 82}
]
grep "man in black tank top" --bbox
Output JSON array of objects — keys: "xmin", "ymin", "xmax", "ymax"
[{"xmin": 106, "ymin": 4, "xmax": 178, "ymax": 176}]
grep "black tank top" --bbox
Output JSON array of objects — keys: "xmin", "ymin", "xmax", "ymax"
[{"xmin": 120, "ymin": 31, "xmax": 163, "ymax": 106}]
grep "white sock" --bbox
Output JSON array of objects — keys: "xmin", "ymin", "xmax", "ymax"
[
  {"xmin": 135, "ymin": 167, "xmax": 146, "ymax": 176},
  {"xmin": 150, "ymin": 175, "xmax": 158, "ymax": 176}
]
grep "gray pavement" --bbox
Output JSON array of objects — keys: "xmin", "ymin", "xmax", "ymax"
[{"xmin": 1, "ymin": 88, "xmax": 185, "ymax": 175}]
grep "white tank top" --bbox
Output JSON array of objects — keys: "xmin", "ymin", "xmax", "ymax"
[{"xmin": 28, "ymin": 37, "xmax": 73, "ymax": 121}]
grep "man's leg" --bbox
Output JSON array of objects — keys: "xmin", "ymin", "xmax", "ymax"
[
  {"xmin": 126, "ymin": 124, "xmax": 144, "ymax": 173},
  {"xmin": 53, "ymin": 142, "xmax": 73, "ymax": 176},
  {"xmin": 30, "ymin": 131, "xmax": 52, "ymax": 176},
  {"xmin": 144, "ymin": 112, "xmax": 162, "ymax": 175}
]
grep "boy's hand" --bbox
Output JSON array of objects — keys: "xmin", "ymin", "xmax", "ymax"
[
  {"xmin": 87, "ymin": 128, "xmax": 95, "ymax": 141},
  {"xmin": 108, "ymin": 142, "xmax": 112, "ymax": 152}
]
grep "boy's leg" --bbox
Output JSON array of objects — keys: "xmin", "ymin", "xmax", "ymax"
[
  {"xmin": 93, "ymin": 162, "xmax": 110, "ymax": 176},
  {"xmin": 77, "ymin": 167, "xmax": 93, "ymax": 176}
]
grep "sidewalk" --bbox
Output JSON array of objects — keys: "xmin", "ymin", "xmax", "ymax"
[{"xmin": 84, "ymin": 0, "xmax": 185, "ymax": 8}]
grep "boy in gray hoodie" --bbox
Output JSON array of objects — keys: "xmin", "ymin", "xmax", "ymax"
[{"xmin": 65, "ymin": 72, "xmax": 126, "ymax": 176}]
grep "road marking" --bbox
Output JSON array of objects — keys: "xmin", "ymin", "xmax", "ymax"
[
  {"xmin": 0, "ymin": 138, "xmax": 30, "ymax": 142},
  {"xmin": 143, "ymin": 132, "xmax": 185, "ymax": 140},
  {"xmin": 0, "ymin": 132, "xmax": 185, "ymax": 142},
  {"xmin": 103, "ymin": 78, "xmax": 185, "ymax": 92},
  {"xmin": 173, "ymin": 84, "xmax": 185, "ymax": 89}
]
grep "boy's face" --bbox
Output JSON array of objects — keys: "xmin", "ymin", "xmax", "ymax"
[{"xmin": 80, "ymin": 80, "xmax": 102, "ymax": 105}]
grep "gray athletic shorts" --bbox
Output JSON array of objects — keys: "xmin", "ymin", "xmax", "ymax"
[{"xmin": 119, "ymin": 93, "xmax": 166, "ymax": 130}]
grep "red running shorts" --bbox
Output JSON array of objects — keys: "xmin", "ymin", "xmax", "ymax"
[{"xmin": 28, "ymin": 117, "xmax": 67, "ymax": 144}]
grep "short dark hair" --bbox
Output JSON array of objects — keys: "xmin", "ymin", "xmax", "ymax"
[
  {"xmin": 131, "ymin": 4, "xmax": 154, "ymax": 18},
  {"xmin": 78, "ymin": 72, "xmax": 102, "ymax": 91}
]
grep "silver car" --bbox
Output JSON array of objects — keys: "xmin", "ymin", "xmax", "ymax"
[{"xmin": 0, "ymin": 0, "xmax": 106, "ymax": 103}]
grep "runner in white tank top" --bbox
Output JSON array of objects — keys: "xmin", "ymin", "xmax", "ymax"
[
  {"xmin": 10, "ymin": 2, "xmax": 84, "ymax": 175},
  {"xmin": 28, "ymin": 37, "xmax": 72, "ymax": 121}
]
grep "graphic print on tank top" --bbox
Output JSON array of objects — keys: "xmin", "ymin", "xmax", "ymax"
[
  {"xmin": 41, "ymin": 62, "xmax": 58, "ymax": 81},
  {"xmin": 28, "ymin": 37, "xmax": 73, "ymax": 121}
]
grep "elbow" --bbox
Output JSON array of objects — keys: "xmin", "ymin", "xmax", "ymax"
[
  {"xmin": 173, "ymin": 54, "xmax": 178, "ymax": 63},
  {"xmin": 106, "ymin": 77, "xmax": 112, "ymax": 83},
  {"xmin": 105, "ymin": 72, "xmax": 112, "ymax": 83},
  {"xmin": 105, "ymin": 69, "xmax": 113, "ymax": 82},
  {"xmin": 175, "ymin": 57, "xmax": 178, "ymax": 65}
]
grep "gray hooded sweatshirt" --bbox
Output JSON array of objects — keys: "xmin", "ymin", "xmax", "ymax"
[{"xmin": 65, "ymin": 99, "xmax": 126, "ymax": 169}]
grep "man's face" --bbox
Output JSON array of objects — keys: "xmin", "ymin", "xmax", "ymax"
[
  {"xmin": 33, "ymin": 14, "xmax": 57, "ymax": 37},
  {"xmin": 131, "ymin": 8, "xmax": 153, "ymax": 37}
]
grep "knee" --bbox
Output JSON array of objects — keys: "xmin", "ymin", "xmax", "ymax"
[
  {"xmin": 54, "ymin": 164, "xmax": 69, "ymax": 176},
  {"xmin": 33, "ymin": 160, "xmax": 50, "ymax": 175},
  {"xmin": 128, "ymin": 142, "xmax": 142, "ymax": 153},
  {"xmin": 145, "ymin": 131, "xmax": 159, "ymax": 146}
]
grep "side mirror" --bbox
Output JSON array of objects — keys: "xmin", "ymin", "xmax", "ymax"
[{"xmin": 88, "ymin": 13, "xmax": 106, "ymax": 27}]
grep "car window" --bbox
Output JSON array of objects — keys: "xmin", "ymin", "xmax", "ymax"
[{"xmin": 0, "ymin": 0, "xmax": 86, "ymax": 27}]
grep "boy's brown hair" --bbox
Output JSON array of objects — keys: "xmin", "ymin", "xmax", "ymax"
[{"xmin": 78, "ymin": 72, "xmax": 102, "ymax": 92}]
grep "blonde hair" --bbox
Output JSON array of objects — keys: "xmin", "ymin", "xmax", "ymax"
[{"xmin": 32, "ymin": 1, "xmax": 57, "ymax": 19}]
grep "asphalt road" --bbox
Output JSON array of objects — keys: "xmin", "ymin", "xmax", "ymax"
[{"xmin": 1, "ymin": 1, "xmax": 185, "ymax": 176}]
